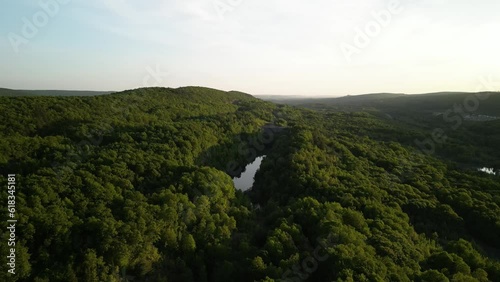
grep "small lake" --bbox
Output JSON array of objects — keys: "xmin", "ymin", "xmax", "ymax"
[
  {"xmin": 233, "ymin": 156, "xmax": 265, "ymax": 191},
  {"xmin": 478, "ymin": 167, "xmax": 497, "ymax": 175}
]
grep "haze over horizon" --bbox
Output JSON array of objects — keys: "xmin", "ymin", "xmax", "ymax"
[{"xmin": 1, "ymin": 0, "xmax": 500, "ymax": 96}]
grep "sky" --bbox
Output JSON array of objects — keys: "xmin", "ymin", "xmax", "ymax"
[{"xmin": 1, "ymin": 0, "xmax": 499, "ymax": 96}]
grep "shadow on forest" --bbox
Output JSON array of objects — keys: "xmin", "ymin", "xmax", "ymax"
[{"xmin": 196, "ymin": 125, "xmax": 287, "ymax": 178}]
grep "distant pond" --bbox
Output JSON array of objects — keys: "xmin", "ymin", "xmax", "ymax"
[
  {"xmin": 478, "ymin": 167, "xmax": 497, "ymax": 175},
  {"xmin": 233, "ymin": 156, "xmax": 265, "ymax": 191}
]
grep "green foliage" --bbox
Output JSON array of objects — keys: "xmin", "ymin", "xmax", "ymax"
[{"xmin": 0, "ymin": 87, "xmax": 499, "ymax": 281}]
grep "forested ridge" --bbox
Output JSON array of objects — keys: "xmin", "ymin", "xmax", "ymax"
[{"xmin": 1, "ymin": 87, "xmax": 499, "ymax": 281}]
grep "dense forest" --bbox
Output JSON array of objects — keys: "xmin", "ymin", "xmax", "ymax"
[{"xmin": 1, "ymin": 87, "xmax": 499, "ymax": 281}]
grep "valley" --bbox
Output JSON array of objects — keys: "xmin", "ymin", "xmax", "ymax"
[{"xmin": 1, "ymin": 87, "xmax": 499, "ymax": 281}]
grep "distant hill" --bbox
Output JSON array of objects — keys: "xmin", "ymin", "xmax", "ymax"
[
  {"xmin": 0, "ymin": 88, "xmax": 114, "ymax": 97},
  {"xmin": 1, "ymin": 86, "xmax": 500, "ymax": 281},
  {"xmin": 308, "ymin": 93, "xmax": 406, "ymax": 105},
  {"xmin": 259, "ymin": 93, "xmax": 406, "ymax": 106},
  {"xmin": 275, "ymin": 91, "xmax": 500, "ymax": 116},
  {"xmin": 254, "ymin": 95, "xmax": 313, "ymax": 102}
]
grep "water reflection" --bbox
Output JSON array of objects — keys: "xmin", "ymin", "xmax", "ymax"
[
  {"xmin": 233, "ymin": 156, "xmax": 265, "ymax": 191},
  {"xmin": 478, "ymin": 167, "xmax": 497, "ymax": 175}
]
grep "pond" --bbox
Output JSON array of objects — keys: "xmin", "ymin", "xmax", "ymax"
[
  {"xmin": 233, "ymin": 156, "xmax": 265, "ymax": 191},
  {"xmin": 478, "ymin": 167, "xmax": 497, "ymax": 175}
]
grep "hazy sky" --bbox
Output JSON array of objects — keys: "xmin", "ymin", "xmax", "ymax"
[{"xmin": 1, "ymin": 0, "xmax": 499, "ymax": 96}]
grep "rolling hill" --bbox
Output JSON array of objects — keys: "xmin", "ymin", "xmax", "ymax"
[
  {"xmin": 0, "ymin": 88, "xmax": 114, "ymax": 97},
  {"xmin": 1, "ymin": 87, "xmax": 499, "ymax": 281}
]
